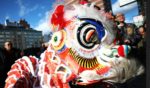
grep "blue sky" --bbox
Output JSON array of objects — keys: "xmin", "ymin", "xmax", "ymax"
[
  {"xmin": 0, "ymin": 0, "xmax": 54, "ymax": 28},
  {"xmin": 111, "ymin": 0, "xmax": 139, "ymax": 23},
  {"xmin": 0, "ymin": 0, "xmax": 139, "ymax": 35}
]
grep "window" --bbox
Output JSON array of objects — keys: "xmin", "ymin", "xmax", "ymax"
[
  {"xmin": 0, "ymin": 35, "xmax": 4, "ymax": 37},
  {"xmin": 5, "ymin": 32, "xmax": 10, "ymax": 34},
  {"xmin": 17, "ymin": 32, "xmax": 21, "ymax": 35}
]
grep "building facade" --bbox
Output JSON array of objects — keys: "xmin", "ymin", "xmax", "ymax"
[
  {"xmin": 0, "ymin": 20, "xmax": 43, "ymax": 50},
  {"xmin": 89, "ymin": 0, "xmax": 112, "ymax": 12},
  {"xmin": 103, "ymin": 0, "xmax": 112, "ymax": 12},
  {"xmin": 137, "ymin": 0, "xmax": 146, "ymax": 15}
]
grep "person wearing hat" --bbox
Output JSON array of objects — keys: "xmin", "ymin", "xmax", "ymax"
[{"xmin": 115, "ymin": 13, "xmax": 137, "ymax": 46}]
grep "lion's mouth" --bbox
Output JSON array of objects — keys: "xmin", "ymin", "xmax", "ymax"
[{"xmin": 69, "ymin": 48, "xmax": 99, "ymax": 68}]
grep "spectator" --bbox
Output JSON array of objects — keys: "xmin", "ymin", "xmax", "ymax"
[
  {"xmin": 137, "ymin": 26, "xmax": 146, "ymax": 48},
  {"xmin": 0, "ymin": 47, "xmax": 5, "ymax": 88},
  {"xmin": 20, "ymin": 50, "xmax": 25, "ymax": 57},
  {"xmin": 105, "ymin": 11, "xmax": 115, "ymax": 21},
  {"xmin": 1, "ymin": 41, "xmax": 21, "ymax": 88},
  {"xmin": 115, "ymin": 13, "xmax": 137, "ymax": 45},
  {"xmin": 40, "ymin": 43, "xmax": 47, "ymax": 53},
  {"xmin": 136, "ymin": 25, "xmax": 146, "ymax": 67},
  {"xmin": 123, "ymin": 26, "xmax": 138, "ymax": 47}
]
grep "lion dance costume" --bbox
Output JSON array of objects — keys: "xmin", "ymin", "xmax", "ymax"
[{"xmin": 5, "ymin": 1, "xmax": 144, "ymax": 88}]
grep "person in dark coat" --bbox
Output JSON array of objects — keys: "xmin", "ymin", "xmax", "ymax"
[
  {"xmin": 0, "ymin": 47, "xmax": 5, "ymax": 88},
  {"xmin": 3, "ymin": 41, "xmax": 21, "ymax": 73},
  {"xmin": 0, "ymin": 41, "xmax": 21, "ymax": 88},
  {"xmin": 114, "ymin": 13, "xmax": 137, "ymax": 45},
  {"xmin": 136, "ymin": 25, "xmax": 146, "ymax": 67}
]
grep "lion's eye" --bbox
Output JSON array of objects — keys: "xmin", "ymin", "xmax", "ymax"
[
  {"xmin": 52, "ymin": 32, "xmax": 61, "ymax": 46},
  {"xmin": 54, "ymin": 36, "xmax": 58, "ymax": 42},
  {"xmin": 74, "ymin": 18, "xmax": 106, "ymax": 50},
  {"xmin": 51, "ymin": 30, "xmax": 66, "ymax": 50}
]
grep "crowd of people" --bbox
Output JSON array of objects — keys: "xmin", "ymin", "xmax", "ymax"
[
  {"xmin": 104, "ymin": 12, "xmax": 146, "ymax": 88},
  {"xmin": 106, "ymin": 11, "xmax": 146, "ymax": 65},
  {"xmin": 0, "ymin": 12, "xmax": 146, "ymax": 88},
  {"xmin": 0, "ymin": 41, "xmax": 47, "ymax": 88},
  {"xmin": 113, "ymin": 13, "xmax": 146, "ymax": 67}
]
